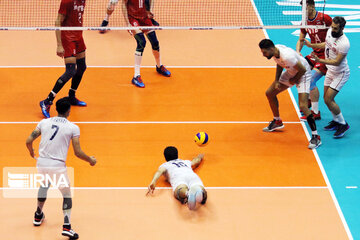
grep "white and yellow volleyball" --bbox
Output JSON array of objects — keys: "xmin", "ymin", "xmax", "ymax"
[{"xmin": 194, "ymin": 132, "xmax": 209, "ymax": 146}]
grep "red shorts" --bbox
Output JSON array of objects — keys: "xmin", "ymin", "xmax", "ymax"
[
  {"xmin": 305, "ymin": 52, "xmax": 327, "ymax": 75},
  {"xmin": 61, "ymin": 36, "xmax": 86, "ymax": 58},
  {"xmin": 128, "ymin": 16, "xmax": 154, "ymax": 33}
]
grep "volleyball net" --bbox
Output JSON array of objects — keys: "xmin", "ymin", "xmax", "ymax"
[{"xmin": 0, "ymin": 0, "xmax": 326, "ymax": 30}]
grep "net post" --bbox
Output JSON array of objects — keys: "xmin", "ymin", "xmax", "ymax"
[{"xmin": 301, "ymin": 0, "xmax": 307, "ymax": 27}]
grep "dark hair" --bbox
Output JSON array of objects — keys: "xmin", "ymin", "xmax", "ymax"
[
  {"xmin": 333, "ymin": 16, "xmax": 346, "ymax": 28},
  {"xmin": 164, "ymin": 146, "xmax": 178, "ymax": 161},
  {"xmin": 300, "ymin": 0, "xmax": 315, "ymax": 6},
  {"xmin": 259, "ymin": 39, "xmax": 275, "ymax": 49},
  {"xmin": 56, "ymin": 97, "xmax": 71, "ymax": 115}
]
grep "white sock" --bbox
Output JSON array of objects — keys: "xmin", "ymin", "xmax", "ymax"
[
  {"xmin": 63, "ymin": 209, "xmax": 71, "ymax": 225},
  {"xmin": 134, "ymin": 52, "xmax": 142, "ymax": 77},
  {"xmin": 335, "ymin": 112, "xmax": 346, "ymax": 125},
  {"xmin": 152, "ymin": 50, "xmax": 161, "ymax": 68},
  {"xmin": 312, "ymin": 130, "xmax": 318, "ymax": 136},
  {"xmin": 274, "ymin": 117, "xmax": 281, "ymax": 121},
  {"xmin": 331, "ymin": 112, "xmax": 337, "ymax": 122},
  {"xmin": 312, "ymin": 102, "xmax": 319, "ymax": 114}
]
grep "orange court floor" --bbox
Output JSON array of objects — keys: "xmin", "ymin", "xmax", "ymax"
[{"xmin": 0, "ymin": 27, "xmax": 349, "ymax": 239}]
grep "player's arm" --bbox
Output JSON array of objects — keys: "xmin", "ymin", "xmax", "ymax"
[
  {"xmin": 55, "ymin": 13, "xmax": 65, "ymax": 58},
  {"xmin": 191, "ymin": 153, "xmax": 204, "ymax": 170},
  {"xmin": 121, "ymin": 0, "xmax": 130, "ymax": 25},
  {"xmin": 289, "ymin": 61, "xmax": 306, "ymax": 85},
  {"xmin": 296, "ymin": 30, "xmax": 307, "ymax": 53},
  {"xmin": 26, "ymin": 129, "xmax": 41, "ymax": 158},
  {"xmin": 147, "ymin": 167, "xmax": 167, "ymax": 194},
  {"xmin": 313, "ymin": 52, "xmax": 347, "ymax": 66},
  {"xmin": 304, "ymin": 39, "xmax": 325, "ymax": 50},
  {"xmin": 274, "ymin": 64, "xmax": 284, "ymax": 90},
  {"xmin": 71, "ymin": 137, "xmax": 97, "ymax": 166}
]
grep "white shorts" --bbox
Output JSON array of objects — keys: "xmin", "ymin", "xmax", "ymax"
[
  {"xmin": 324, "ymin": 69, "xmax": 350, "ymax": 92},
  {"xmin": 170, "ymin": 173, "xmax": 204, "ymax": 192},
  {"xmin": 36, "ymin": 157, "xmax": 70, "ymax": 188},
  {"xmin": 279, "ymin": 70, "xmax": 311, "ymax": 94}
]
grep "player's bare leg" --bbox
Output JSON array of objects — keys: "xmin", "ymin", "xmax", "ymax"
[
  {"xmin": 33, "ymin": 185, "xmax": 49, "ymax": 226},
  {"xmin": 132, "ymin": 30, "xmax": 146, "ymax": 88},
  {"xmin": 68, "ymin": 51, "xmax": 87, "ymax": 106},
  {"xmin": 146, "ymin": 31, "xmax": 171, "ymax": 77},
  {"xmin": 60, "ymin": 187, "xmax": 79, "ymax": 239},
  {"xmin": 323, "ymin": 86, "xmax": 349, "ymax": 137},
  {"xmin": 309, "ymin": 69, "xmax": 322, "ymax": 118},
  {"xmin": 263, "ymin": 81, "xmax": 288, "ymax": 132},
  {"xmin": 299, "ymin": 92, "xmax": 321, "ymax": 148}
]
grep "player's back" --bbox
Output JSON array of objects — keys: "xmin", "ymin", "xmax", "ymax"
[
  {"xmin": 37, "ymin": 117, "xmax": 80, "ymax": 161},
  {"xmin": 127, "ymin": 0, "xmax": 147, "ymax": 19},
  {"xmin": 274, "ymin": 45, "xmax": 310, "ymax": 75},
  {"xmin": 160, "ymin": 159, "xmax": 194, "ymax": 180}
]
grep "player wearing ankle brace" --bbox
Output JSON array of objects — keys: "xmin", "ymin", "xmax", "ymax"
[{"xmin": 147, "ymin": 146, "xmax": 207, "ymax": 210}]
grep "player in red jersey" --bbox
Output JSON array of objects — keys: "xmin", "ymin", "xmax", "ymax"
[
  {"xmin": 99, "ymin": 0, "xmax": 170, "ymax": 88},
  {"xmin": 296, "ymin": 0, "xmax": 332, "ymax": 121},
  {"xmin": 40, "ymin": 0, "xmax": 88, "ymax": 119}
]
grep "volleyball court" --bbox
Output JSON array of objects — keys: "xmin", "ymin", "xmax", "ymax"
[{"xmin": 0, "ymin": 0, "xmax": 351, "ymax": 239}]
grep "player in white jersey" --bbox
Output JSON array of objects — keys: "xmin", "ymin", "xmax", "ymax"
[
  {"xmin": 26, "ymin": 97, "xmax": 96, "ymax": 239},
  {"xmin": 147, "ymin": 146, "xmax": 207, "ymax": 210},
  {"xmin": 305, "ymin": 16, "xmax": 350, "ymax": 138},
  {"xmin": 259, "ymin": 39, "xmax": 321, "ymax": 149}
]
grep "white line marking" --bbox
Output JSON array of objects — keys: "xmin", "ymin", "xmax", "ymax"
[
  {"xmin": 0, "ymin": 65, "xmax": 276, "ymax": 69},
  {"xmin": 0, "ymin": 121, "xmax": 302, "ymax": 124},
  {"xmin": 0, "ymin": 186, "xmax": 328, "ymax": 190},
  {"xmin": 346, "ymin": 186, "xmax": 358, "ymax": 189}
]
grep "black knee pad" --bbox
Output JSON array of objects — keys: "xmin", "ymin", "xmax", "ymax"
[
  {"xmin": 76, "ymin": 57, "xmax": 87, "ymax": 75},
  {"xmin": 134, "ymin": 33, "xmax": 146, "ymax": 54},
  {"xmin": 63, "ymin": 198, "xmax": 72, "ymax": 210},
  {"xmin": 147, "ymin": 31, "xmax": 159, "ymax": 51},
  {"xmin": 37, "ymin": 197, "xmax": 46, "ymax": 202},
  {"xmin": 37, "ymin": 186, "xmax": 49, "ymax": 202},
  {"xmin": 59, "ymin": 63, "xmax": 76, "ymax": 84}
]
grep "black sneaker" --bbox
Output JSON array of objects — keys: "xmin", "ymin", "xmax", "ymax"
[
  {"xmin": 62, "ymin": 224, "xmax": 79, "ymax": 239},
  {"xmin": 324, "ymin": 121, "xmax": 339, "ymax": 131},
  {"xmin": 334, "ymin": 123, "xmax": 349, "ymax": 138},
  {"xmin": 33, "ymin": 212, "xmax": 45, "ymax": 226},
  {"xmin": 69, "ymin": 96, "xmax": 87, "ymax": 106},
  {"xmin": 308, "ymin": 135, "xmax": 321, "ymax": 149},
  {"xmin": 263, "ymin": 119, "xmax": 284, "ymax": 132},
  {"xmin": 99, "ymin": 20, "xmax": 109, "ymax": 34}
]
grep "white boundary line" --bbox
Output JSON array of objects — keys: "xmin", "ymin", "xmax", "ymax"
[
  {"xmin": 0, "ymin": 121, "xmax": 302, "ymax": 124},
  {"xmin": 0, "ymin": 186, "xmax": 328, "ymax": 190},
  {"xmin": 251, "ymin": 1, "xmax": 353, "ymax": 239},
  {"xmin": 0, "ymin": 65, "xmax": 276, "ymax": 69}
]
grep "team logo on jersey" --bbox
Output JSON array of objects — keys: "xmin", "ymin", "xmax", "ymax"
[{"xmin": 74, "ymin": 4, "xmax": 84, "ymax": 12}]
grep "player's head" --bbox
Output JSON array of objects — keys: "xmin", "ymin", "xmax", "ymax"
[
  {"xmin": 300, "ymin": 0, "xmax": 316, "ymax": 18},
  {"xmin": 56, "ymin": 97, "xmax": 71, "ymax": 117},
  {"xmin": 331, "ymin": 16, "xmax": 346, "ymax": 38},
  {"xmin": 164, "ymin": 146, "xmax": 178, "ymax": 162},
  {"xmin": 259, "ymin": 39, "xmax": 275, "ymax": 60}
]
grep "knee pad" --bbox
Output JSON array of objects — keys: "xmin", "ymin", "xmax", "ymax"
[
  {"xmin": 147, "ymin": 31, "xmax": 159, "ymax": 51},
  {"xmin": 310, "ymin": 69, "xmax": 323, "ymax": 91},
  {"xmin": 134, "ymin": 33, "xmax": 146, "ymax": 54},
  {"xmin": 37, "ymin": 186, "xmax": 49, "ymax": 201},
  {"xmin": 76, "ymin": 58, "xmax": 87, "ymax": 75},
  {"xmin": 59, "ymin": 63, "xmax": 76, "ymax": 84},
  {"xmin": 38, "ymin": 197, "xmax": 46, "ymax": 202},
  {"xmin": 63, "ymin": 198, "xmax": 72, "ymax": 210}
]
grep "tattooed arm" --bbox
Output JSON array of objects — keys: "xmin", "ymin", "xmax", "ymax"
[{"xmin": 26, "ymin": 129, "xmax": 41, "ymax": 158}]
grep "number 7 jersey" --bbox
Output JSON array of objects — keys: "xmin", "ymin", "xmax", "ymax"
[{"xmin": 36, "ymin": 117, "xmax": 80, "ymax": 161}]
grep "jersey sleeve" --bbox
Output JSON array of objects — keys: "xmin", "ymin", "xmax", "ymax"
[
  {"xmin": 324, "ymin": 14, "xmax": 332, "ymax": 27},
  {"xmin": 159, "ymin": 162, "xmax": 167, "ymax": 170},
  {"xmin": 338, "ymin": 40, "xmax": 350, "ymax": 55},
  {"xmin": 184, "ymin": 160, "xmax": 192, "ymax": 168},
  {"xmin": 35, "ymin": 119, "xmax": 45, "ymax": 131},
  {"xmin": 72, "ymin": 124, "xmax": 80, "ymax": 138},
  {"xmin": 58, "ymin": 0, "xmax": 70, "ymax": 15}
]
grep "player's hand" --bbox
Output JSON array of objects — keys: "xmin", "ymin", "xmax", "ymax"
[
  {"xmin": 89, "ymin": 156, "xmax": 97, "ymax": 166},
  {"xmin": 311, "ymin": 52, "xmax": 320, "ymax": 62},
  {"xmin": 198, "ymin": 153, "xmax": 204, "ymax": 159},
  {"xmin": 110, "ymin": 0, "xmax": 118, "ymax": 4},
  {"xmin": 146, "ymin": 183, "xmax": 156, "ymax": 195},
  {"xmin": 56, "ymin": 45, "xmax": 65, "ymax": 58},
  {"xmin": 303, "ymin": 39, "xmax": 312, "ymax": 48},
  {"xmin": 146, "ymin": 11, "xmax": 154, "ymax": 19}
]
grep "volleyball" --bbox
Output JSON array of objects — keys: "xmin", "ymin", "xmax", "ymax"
[{"xmin": 194, "ymin": 132, "xmax": 209, "ymax": 146}]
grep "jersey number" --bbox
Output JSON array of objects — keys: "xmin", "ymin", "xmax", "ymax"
[
  {"xmin": 50, "ymin": 125, "xmax": 59, "ymax": 140},
  {"xmin": 172, "ymin": 162, "xmax": 187, "ymax": 168},
  {"xmin": 139, "ymin": 0, "xmax": 144, "ymax": 8}
]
